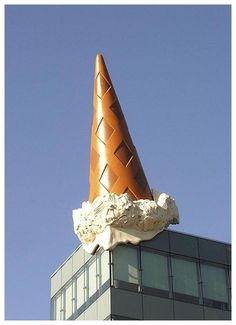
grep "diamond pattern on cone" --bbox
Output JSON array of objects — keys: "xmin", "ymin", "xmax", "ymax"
[
  {"xmin": 110, "ymin": 100, "xmax": 124, "ymax": 120},
  {"xmin": 123, "ymin": 187, "xmax": 138, "ymax": 200},
  {"xmin": 89, "ymin": 54, "xmax": 153, "ymax": 202},
  {"xmin": 99, "ymin": 164, "xmax": 118, "ymax": 192},
  {"xmin": 115, "ymin": 141, "xmax": 133, "ymax": 167},
  {"xmin": 96, "ymin": 118, "xmax": 114, "ymax": 144},
  {"xmin": 96, "ymin": 72, "xmax": 111, "ymax": 99}
]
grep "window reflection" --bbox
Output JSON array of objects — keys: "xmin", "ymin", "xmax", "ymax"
[
  {"xmin": 51, "ymin": 244, "xmax": 231, "ymax": 320},
  {"xmin": 201, "ymin": 264, "xmax": 229, "ymax": 303},
  {"xmin": 113, "ymin": 246, "xmax": 139, "ymax": 284},
  {"xmin": 172, "ymin": 257, "xmax": 199, "ymax": 297},
  {"xmin": 141, "ymin": 250, "xmax": 169, "ymax": 291}
]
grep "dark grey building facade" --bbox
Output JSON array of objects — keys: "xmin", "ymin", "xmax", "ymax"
[{"xmin": 50, "ymin": 230, "xmax": 231, "ymax": 320}]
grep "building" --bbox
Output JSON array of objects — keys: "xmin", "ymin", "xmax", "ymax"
[
  {"xmin": 50, "ymin": 229, "xmax": 231, "ymax": 320},
  {"xmin": 50, "ymin": 54, "xmax": 231, "ymax": 320}
]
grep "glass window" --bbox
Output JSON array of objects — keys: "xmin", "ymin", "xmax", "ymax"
[
  {"xmin": 50, "ymin": 298, "xmax": 54, "ymax": 320},
  {"xmin": 64, "ymin": 281, "xmax": 73, "ymax": 319},
  {"xmin": 172, "ymin": 257, "xmax": 199, "ymax": 297},
  {"xmin": 86, "ymin": 258, "xmax": 97, "ymax": 299},
  {"xmin": 75, "ymin": 270, "xmax": 84, "ymax": 309},
  {"xmin": 100, "ymin": 250, "xmax": 110, "ymax": 286},
  {"xmin": 141, "ymin": 250, "xmax": 169, "ymax": 291},
  {"xmin": 61, "ymin": 290, "xmax": 65, "ymax": 320},
  {"xmin": 72, "ymin": 279, "xmax": 76, "ymax": 315},
  {"xmin": 113, "ymin": 246, "xmax": 138, "ymax": 284},
  {"xmin": 201, "ymin": 264, "xmax": 228, "ymax": 302},
  {"xmin": 53, "ymin": 292, "xmax": 62, "ymax": 320}
]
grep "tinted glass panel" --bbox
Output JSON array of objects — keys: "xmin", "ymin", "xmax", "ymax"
[
  {"xmin": 72, "ymin": 279, "xmax": 76, "ymax": 314},
  {"xmin": 113, "ymin": 246, "xmax": 138, "ymax": 284},
  {"xmin": 201, "ymin": 264, "xmax": 228, "ymax": 302},
  {"xmin": 100, "ymin": 251, "xmax": 110, "ymax": 285},
  {"xmin": 64, "ymin": 282, "xmax": 73, "ymax": 319},
  {"xmin": 61, "ymin": 290, "xmax": 65, "ymax": 320},
  {"xmin": 87, "ymin": 258, "xmax": 97, "ymax": 298},
  {"xmin": 141, "ymin": 250, "xmax": 169, "ymax": 290},
  {"xmin": 55, "ymin": 293, "xmax": 61, "ymax": 320},
  {"xmin": 76, "ymin": 271, "xmax": 84, "ymax": 309},
  {"xmin": 172, "ymin": 257, "xmax": 199, "ymax": 297}
]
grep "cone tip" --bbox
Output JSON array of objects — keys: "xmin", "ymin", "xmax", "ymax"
[
  {"xmin": 95, "ymin": 53, "xmax": 106, "ymax": 76},
  {"xmin": 95, "ymin": 53, "xmax": 104, "ymax": 64},
  {"xmin": 96, "ymin": 53, "xmax": 103, "ymax": 59}
]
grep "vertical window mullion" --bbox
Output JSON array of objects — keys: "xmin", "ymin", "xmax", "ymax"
[
  {"xmin": 197, "ymin": 260, "xmax": 204, "ymax": 305},
  {"xmin": 227, "ymin": 267, "xmax": 231, "ymax": 309},
  {"xmin": 168, "ymin": 254, "xmax": 173, "ymax": 299},
  {"xmin": 96, "ymin": 253, "xmax": 100, "ymax": 292},
  {"xmin": 139, "ymin": 246, "xmax": 143, "ymax": 292},
  {"xmin": 110, "ymin": 249, "xmax": 114, "ymax": 287},
  {"xmin": 85, "ymin": 264, "xmax": 89, "ymax": 301}
]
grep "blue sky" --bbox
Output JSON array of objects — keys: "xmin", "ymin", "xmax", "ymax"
[{"xmin": 5, "ymin": 4, "xmax": 231, "ymax": 320}]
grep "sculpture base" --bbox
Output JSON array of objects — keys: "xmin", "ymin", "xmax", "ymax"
[
  {"xmin": 73, "ymin": 189, "xmax": 179, "ymax": 254},
  {"xmin": 82, "ymin": 225, "xmax": 163, "ymax": 254}
]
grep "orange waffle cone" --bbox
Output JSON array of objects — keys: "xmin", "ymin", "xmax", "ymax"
[{"xmin": 89, "ymin": 54, "xmax": 153, "ymax": 203}]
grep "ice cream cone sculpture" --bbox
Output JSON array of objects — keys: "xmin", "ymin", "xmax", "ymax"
[
  {"xmin": 89, "ymin": 54, "xmax": 153, "ymax": 202},
  {"xmin": 72, "ymin": 54, "xmax": 179, "ymax": 254}
]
